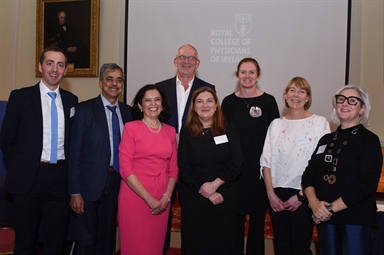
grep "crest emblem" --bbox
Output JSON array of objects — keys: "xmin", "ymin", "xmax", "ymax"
[{"xmin": 235, "ymin": 14, "xmax": 252, "ymax": 37}]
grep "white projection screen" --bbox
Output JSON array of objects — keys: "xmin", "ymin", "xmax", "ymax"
[{"xmin": 125, "ymin": 0, "xmax": 349, "ymax": 121}]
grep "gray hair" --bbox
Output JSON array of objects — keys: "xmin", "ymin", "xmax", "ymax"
[
  {"xmin": 330, "ymin": 84, "xmax": 371, "ymax": 126},
  {"xmin": 175, "ymin": 44, "xmax": 199, "ymax": 59},
  {"xmin": 99, "ymin": 63, "xmax": 124, "ymax": 81}
]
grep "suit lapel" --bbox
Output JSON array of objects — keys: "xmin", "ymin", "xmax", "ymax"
[
  {"xmin": 32, "ymin": 84, "xmax": 44, "ymax": 143},
  {"xmin": 169, "ymin": 77, "xmax": 179, "ymax": 120}
]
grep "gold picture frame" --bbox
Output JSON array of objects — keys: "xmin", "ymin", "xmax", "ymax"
[{"xmin": 36, "ymin": 0, "xmax": 100, "ymax": 77}]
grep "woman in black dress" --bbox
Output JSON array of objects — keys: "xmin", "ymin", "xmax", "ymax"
[
  {"xmin": 178, "ymin": 87, "xmax": 243, "ymax": 255},
  {"xmin": 222, "ymin": 57, "xmax": 279, "ymax": 254},
  {"xmin": 302, "ymin": 85, "xmax": 382, "ymax": 255}
]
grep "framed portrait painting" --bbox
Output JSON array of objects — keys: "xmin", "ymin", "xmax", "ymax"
[{"xmin": 36, "ymin": 0, "xmax": 100, "ymax": 77}]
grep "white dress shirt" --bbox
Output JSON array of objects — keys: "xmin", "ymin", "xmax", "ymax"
[
  {"xmin": 40, "ymin": 82, "xmax": 65, "ymax": 161},
  {"xmin": 176, "ymin": 76, "xmax": 194, "ymax": 132}
]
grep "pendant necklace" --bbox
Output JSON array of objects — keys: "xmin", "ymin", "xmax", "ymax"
[
  {"xmin": 202, "ymin": 128, "xmax": 211, "ymax": 135},
  {"xmin": 242, "ymin": 97, "xmax": 254, "ymax": 109},
  {"xmin": 241, "ymin": 95, "xmax": 262, "ymax": 118},
  {"xmin": 142, "ymin": 119, "xmax": 162, "ymax": 134},
  {"xmin": 323, "ymin": 125, "xmax": 360, "ymax": 184}
]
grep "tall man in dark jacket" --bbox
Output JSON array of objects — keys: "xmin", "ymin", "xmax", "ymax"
[
  {"xmin": 0, "ymin": 46, "xmax": 78, "ymax": 254},
  {"xmin": 68, "ymin": 63, "xmax": 132, "ymax": 255},
  {"xmin": 156, "ymin": 44, "xmax": 215, "ymax": 254}
]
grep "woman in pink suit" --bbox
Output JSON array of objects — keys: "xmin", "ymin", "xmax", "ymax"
[{"xmin": 118, "ymin": 84, "xmax": 178, "ymax": 255}]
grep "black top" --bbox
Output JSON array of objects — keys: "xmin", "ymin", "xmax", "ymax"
[
  {"xmin": 302, "ymin": 124, "xmax": 382, "ymax": 228},
  {"xmin": 222, "ymin": 92, "xmax": 279, "ymax": 213}
]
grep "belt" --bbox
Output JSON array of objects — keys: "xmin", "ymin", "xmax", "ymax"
[
  {"xmin": 108, "ymin": 166, "xmax": 116, "ymax": 173},
  {"xmin": 40, "ymin": 160, "xmax": 66, "ymax": 167}
]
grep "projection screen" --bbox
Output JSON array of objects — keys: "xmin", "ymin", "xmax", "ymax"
[{"xmin": 125, "ymin": 0, "xmax": 349, "ymax": 121}]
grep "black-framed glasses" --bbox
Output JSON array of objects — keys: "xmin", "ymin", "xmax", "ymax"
[
  {"xmin": 177, "ymin": 55, "xmax": 198, "ymax": 62},
  {"xmin": 335, "ymin": 95, "xmax": 363, "ymax": 106}
]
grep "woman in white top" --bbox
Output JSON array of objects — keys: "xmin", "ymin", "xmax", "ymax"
[{"xmin": 260, "ymin": 77, "xmax": 330, "ymax": 255}]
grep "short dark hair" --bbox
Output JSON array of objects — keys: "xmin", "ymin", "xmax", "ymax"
[
  {"xmin": 131, "ymin": 84, "xmax": 171, "ymax": 121},
  {"xmin": 39, "ymin": 46, "xmax": 68, "ymax": 67},
  {"xmin": 99, "ymin": 63, "xmax": 124, "ymax": 82}
]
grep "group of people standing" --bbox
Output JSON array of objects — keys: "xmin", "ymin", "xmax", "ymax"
[{"xmin": 0, "ymin": 44, "xmax": 382, "ymax": 255}]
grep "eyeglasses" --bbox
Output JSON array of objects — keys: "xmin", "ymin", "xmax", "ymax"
[
  {"xmin": 335, "ymin": 95, "xmax": 363, "ymax": 106},
  {"xmin": 177, "ymin": 55, "xmax": 198, "ymax": 62}
]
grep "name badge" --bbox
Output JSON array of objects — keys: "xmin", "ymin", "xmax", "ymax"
[
  {"xmin": 214, "ymin": 134, "xmax": 228, "ymax": 145},
  {"xmin": 317, "ymin": 145, "xmax": 326, "ymax": 154},
  {"xmin": 296, "ymin": 136, "xmax": 311, "ymax": 146}
]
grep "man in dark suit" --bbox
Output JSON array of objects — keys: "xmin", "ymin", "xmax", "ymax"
[
  {"xmin": 68, "ymin": 63, "xmax": 132, "ymax": 255},
  {"xmin": 156, "ymin": 44, "xmax": 215, "ymax": 134},
  {"xmin": 0, "ymin": 46, "xmax": 78, "ymax": 254},
  {"xmin": 156, "ymin": 44, "xmax": 215, "ymax": 254}
]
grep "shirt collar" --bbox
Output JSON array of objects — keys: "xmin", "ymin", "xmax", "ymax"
[
  {"xmin": 39, "ymin": 81, "xmax": 60, "ymax": 95},
  {"xmin": 100, "ymin": 94, "xmax": 119, "ymax": 108}
]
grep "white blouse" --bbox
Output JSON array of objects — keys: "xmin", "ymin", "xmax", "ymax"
[{"xmin": 260, "ymin": 115, "xmax": 330, "ymax": 189}]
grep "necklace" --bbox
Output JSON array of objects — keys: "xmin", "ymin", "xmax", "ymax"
[
  {"xmin": 142, "ymin": 119, "xmax": 162, "ymax": 134},
  {"xmin": 323, "ymin": 125, "xmax": 360, "ymax": 184},
  {"xmin": 202, "ymin": 128, "xmax": 210, "ymax": 135},
  {"xmin": 242, "ymin": 97, "xmax": 254, "ymax": 109}
]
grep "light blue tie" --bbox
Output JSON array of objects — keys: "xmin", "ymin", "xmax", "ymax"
[
  {"xmin": 48, "ymin": 92, "xmax": 58, "ymax": 163},
  {"xmin": 107, "ymin": 105, "xmax": 120, "ymax": 172}
]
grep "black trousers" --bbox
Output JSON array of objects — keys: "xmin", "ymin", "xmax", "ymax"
[
  {"xmin": 12, "ymin": 164, "xmax": 70, "ymax": 255},
  {"xmin": 74, "ymin": 172, "xmax": 120, "ymax": 255},
  {"xmin": 269, "ymin": 188, "xmax": 313, "ymax": 255}
]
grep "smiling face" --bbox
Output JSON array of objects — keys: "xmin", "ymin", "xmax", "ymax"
[
  {"xmin": 38, "ymin": 50, "xmax": 67, "ymax": 90},
  {"xmin": 284, "ymin": 83, "xmax": 309, "ymax": 110},
  {"xmin": 174, "ymin": 45, "xmax": 200, "ymax": 80},
  {"xmin": 99, "ymin": 68, "xmax": 124, "ymax": 104},
  {"xmin": 336, "ymin": 88, "xmax": 365, "ymax": 127},
  {"xmin": 138, "ymin": 89, "xmax": 162, "ymax": 121},
  {"xmin": 237, "ymin": 61, "xmax": 260, "ymax": 89},
  {"xmin": 194, "ymin": 91, "xmax": 217, "ymax": 126}
]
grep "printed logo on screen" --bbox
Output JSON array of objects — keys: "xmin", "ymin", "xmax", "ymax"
[
  {"xmin": 210, "ymin": 13, "xmax": 252, "ymax": 63},
  {"xmin": 235, "ymin": 14, "xmax": 252, "ymax": 36}
]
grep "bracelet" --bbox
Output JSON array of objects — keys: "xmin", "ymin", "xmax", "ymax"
[{"xmin": 163, "ymin": 193, "xmax": 171, "ymax": 202}]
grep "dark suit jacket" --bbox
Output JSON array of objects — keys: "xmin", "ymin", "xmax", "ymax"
[
  {"xmin": 0, "ymin": 83, "xmax": 78, "ymax": 194},
  {"xmin": 68, "ymin": 96, "xmax": 132, "ymax": 201},
  {"xmin": 156, "ymin": 76, "xmax": 215, "ymax": 132}
]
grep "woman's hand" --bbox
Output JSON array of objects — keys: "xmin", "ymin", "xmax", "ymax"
[
  {"xmin": 309, "ymin": 199, "xmax": 333, "ymax": 223},
  {"xmin": 158, "ymin": 194, "xmax": 171, "ymax": 212},
  {"xmin": 199, "ymin": 182, "xmax": 218, "ymax": 198},
  {"xmin": 146, "ymin": 196, "xmax": 163, "ymax": 215},
  {"xmin": 208, "ymin": 192, "xmax": 224, "ymax": 205},
  {"xmin": 283, "ymin": 194, "xmax": 302, "ymax": 212},
  {"xmin": 267, "ymin": 192, "xmax": 285, "ymax": 212}
]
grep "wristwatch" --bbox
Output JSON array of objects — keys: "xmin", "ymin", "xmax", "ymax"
[
  {"xmin": 326, "ymin": 203, "xmax": 335, "ymax": 213},
  {"xmin": 296, "ymin": 193, "xmax": 306, "ymax": 202}
]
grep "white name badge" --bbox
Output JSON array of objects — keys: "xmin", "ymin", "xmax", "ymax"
[
  {"xmin": 214, "ymin": 134, "xmax": 228, "ymax": 145},
  {"xmin": 296, "ymin": 136, "xmax": 311, "ymax": 146},
  {"xmin": 317, "ymin": 145, "xmax": 326, "ymax": 154}
]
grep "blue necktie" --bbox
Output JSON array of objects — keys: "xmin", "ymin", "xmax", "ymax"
[
  {"xmin": 48, "ymin": 92, "xmax": 58, "ymax": 163},
  {"xmin": 107, "ymin": 105, "xmax": 120, "ymax": 172}
]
